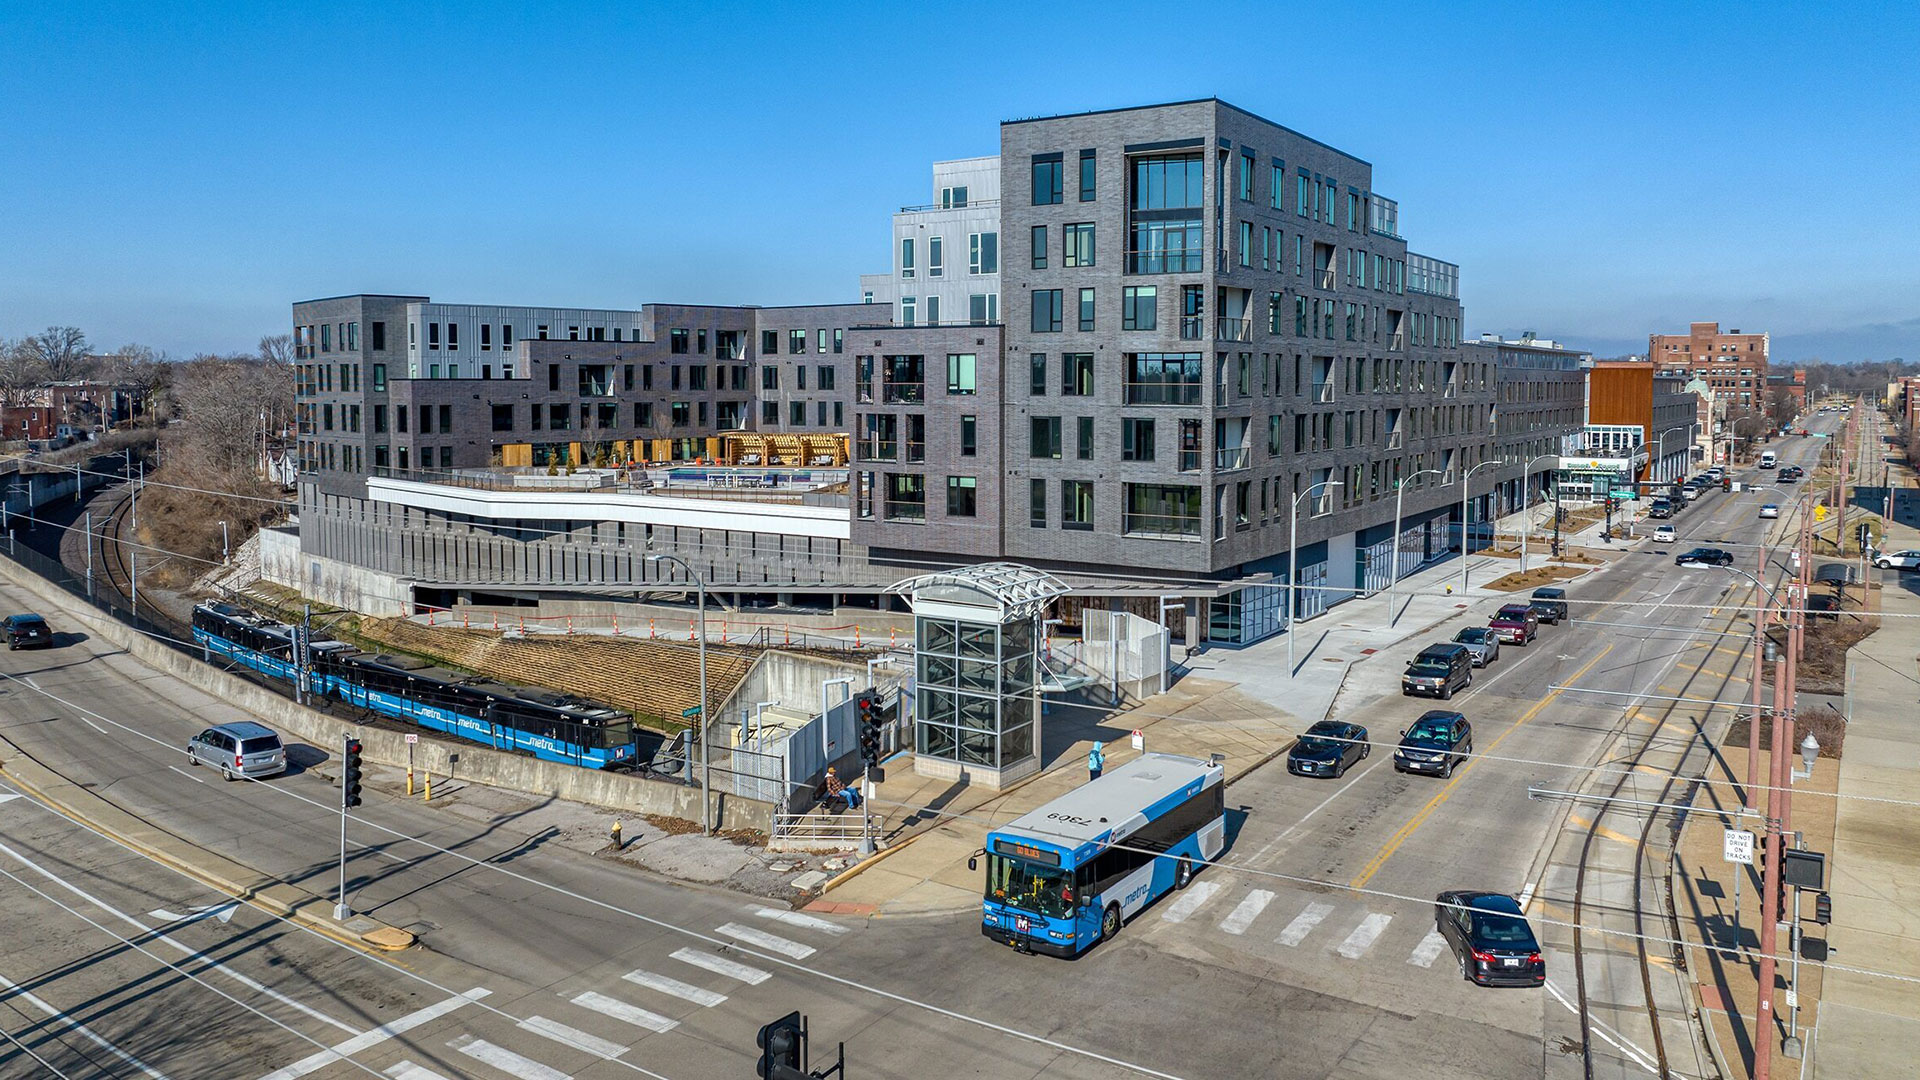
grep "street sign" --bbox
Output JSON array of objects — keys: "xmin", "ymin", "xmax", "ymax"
[
  {"xmin": 405, "ymin": 733, "xmax": 418, "ymax": 744},
  {"xmin": 1723, "ymin": 829, "xmax": 1756, "ymax": 864},
  {"xmin": 682, "ymin": 705, "xmax": 703, "ymax": 718},
  {"xmin": 1130, "ymin": 729, "xmax": 1144, "ymax": 750}
]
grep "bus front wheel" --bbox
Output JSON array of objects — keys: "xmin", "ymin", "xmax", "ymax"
[
  {"xmin": 1175, "ymin": 857, "xmax": 1194, "ymax": 889},
  {"xmin": 1101, "ymin": 904, "xmax": 1121, "ymax": 941}
]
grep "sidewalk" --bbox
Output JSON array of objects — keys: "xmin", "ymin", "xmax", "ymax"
[{"xmin": 822, "ymin": 544, "xmax": 1613, "ymax": 918}]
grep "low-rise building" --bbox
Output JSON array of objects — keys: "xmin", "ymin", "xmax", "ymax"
[
  {"xmin": 1465, "ymin": 332, "xmax": 1588, "ymax": 516},
  {"xmin": 1649, "ymin": 321, "xmax": 1768, "ymax": 415}
]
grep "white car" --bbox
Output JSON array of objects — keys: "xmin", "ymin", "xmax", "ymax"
[
  {"xmin": 1874, "ymin": 550, "xmax": 1920, "ymax": 570},
  {"xmin": 1653, "ymin": 525, "xmax": 1676, "ymax": 543},
  {"xmin": 1759, "ymin": 504, "xmax": 1780, "ymax": 519}
]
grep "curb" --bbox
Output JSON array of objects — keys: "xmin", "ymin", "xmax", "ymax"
[
  {"xmin": 817, "ymin": 831, "xmax": 923, "ymax": 897},
  {"xmin": 0, "ymin": 736, "xmax": 416, "ymax": 953}
]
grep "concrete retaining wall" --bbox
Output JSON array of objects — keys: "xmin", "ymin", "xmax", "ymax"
[
  {"xmin": 0, "ymin": 552, "xmax": 773, "ymax": 833},
  {"xmin": 260, "ymin": 530, "xmax": 409, "ymax": 617}
]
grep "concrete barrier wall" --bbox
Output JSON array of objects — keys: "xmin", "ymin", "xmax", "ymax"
[
  {"xmin": 260, "ymin": 532, "xmax": 409, "ymax": 617},
  {"xmin": 0, "ymin": 553, "xmax": 773, "ymax": 833}
]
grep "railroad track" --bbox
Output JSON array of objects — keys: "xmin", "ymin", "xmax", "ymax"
[{"xmin": 92, "ymin": 484, "xmax": 161, "ymax": 626}]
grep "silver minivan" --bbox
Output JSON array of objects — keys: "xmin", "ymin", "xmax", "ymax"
[{"xmin": 187, "ymin": 721, "xmax": 287, "ymax": 781}]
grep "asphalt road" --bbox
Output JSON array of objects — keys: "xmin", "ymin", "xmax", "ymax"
[{"xmin": 0, "ymin": 417, "xmax": 1843, "ymax": 1080}]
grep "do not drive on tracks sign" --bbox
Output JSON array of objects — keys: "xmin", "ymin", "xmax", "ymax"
[{"xmin": 1724, "ymin": 828, "xmax": 1756, "ymax": 864}]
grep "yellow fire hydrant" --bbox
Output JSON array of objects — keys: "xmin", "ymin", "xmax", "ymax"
[{"xmin": 610, "ymin": 820, "xmax": 624, "ymax": 851}]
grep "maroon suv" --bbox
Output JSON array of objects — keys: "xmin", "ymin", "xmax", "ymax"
[{"xmin": 1488, "ymin": 604, "xmax": 1538, "ymax": 645}]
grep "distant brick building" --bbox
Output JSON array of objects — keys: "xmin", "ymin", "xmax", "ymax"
[{"xmin": 1648, "ymin": 322, "xmax": 1769, "ymax": 415}]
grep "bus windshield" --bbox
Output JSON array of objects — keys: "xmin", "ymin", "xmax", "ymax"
[{"xmin": 985, "ymin": 853, "xmax": 1073, "ymax": 919}]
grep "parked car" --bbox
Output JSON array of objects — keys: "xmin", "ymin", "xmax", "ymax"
[
  {"xmin": 1433, "ymin": 891, "xmax": 1546, "ymax": 987},
  {"xmin": 2, "ymin": 614, "xmax": 52, "ymax": 650},
  {"xmin": 1487, "ymin": 604, "xmax": 1539, "ymax": 645},
  {"xmin": 1403, "ymin": 644, "xmax": 1474, "ymax": 699},
  {"xmin": 1451, "ymin": 627, "xmax": 1501, "ymax": 667},
  {"xmin": 1680, "ymin": 486, "xmax": 1702, "ymax": 502},
  {"xmin": 1528, "ymin": 587, "xmax": 1568, "ymax": 624},
  {"xmin": 1676, "ymin": 547, "xmax": 1735, "ymax": 567},
  {"xmin": 1873, "ymin": 549, "xmax": 1920, "ymax": 570},
  {"xmin": 186, "ymin": 721, "xmax": 288, "ymax": 781},
  {"xmin": 1287, "ymin": 720, "xmax": 1370, "ymax": 778},
  {"xmin": 1394, "ymin": 711, "xmax": 1473, "ymax": 777},
  {"xmin": 1759, "ymin": 504, "xmax": 1780, "ymax": 519},
  {"xmin": 1647, "ymin": 500, "xmax": 1673, "ymax": 519},
  {"xmin": 1653, "ymin": 524, "xmax": 1676, "ymax": 543}
]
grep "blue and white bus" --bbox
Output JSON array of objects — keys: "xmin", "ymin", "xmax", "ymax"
[{"xmin": 975, "ymin": 752, "xmax": 1225, "ymax": 957}]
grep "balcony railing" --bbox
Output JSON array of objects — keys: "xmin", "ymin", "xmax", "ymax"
[
  {"xmin": 1122, "ymin": 512, "xmax": 1202, "ymax": 540},
  {"xmin": 1126, "ymin": 250, "xmax": 1205, "ymax": 274},
  {"xmin": 882, "ymin": 383, "xmax": 924, "ymax": 404},
  {"xmin": 1124, "ymin": 382, "xmax": 1203, "ymax": 406},
  {"xmin": 1311, "ymin": 381, "xmax": 1335, "ymax": 403},
  {"xmin": 1214, "ymin": 446, "xmax": 1249, "ymax": 471},
  {"xmin": 898, "ymin": 198, "xmax": 1001, "ymax": 213},
  {"xmin": 1179, "ymin": 316, "xmax": 1204, "ymax": 340},
  {"xmin": 1386, "ymin": 431, "xmax": 1404, "ymax": 450},
  {"xmin": 1216, "ymin": 317, "xmax": 1250, "ymax": 342},
  {"xmin": 1390, "ymin": 333, "xmax": 1406, "ymax": 351},
  {"xmin": 1317, "ymin": 269, "xmax": 1336, "ymax": 290}
]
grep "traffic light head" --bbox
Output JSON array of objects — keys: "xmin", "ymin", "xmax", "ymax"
[
  {"xmin": 756, "ymin": 1011, "xmax": 804, "ymax": 1078},
  {"xmin": 1814, "ymin": 892, "xmax": 1832, "ymax": 926},
  {"xmin": 342, "ymin": 736, "xmax": 363, "ymax": 809}
]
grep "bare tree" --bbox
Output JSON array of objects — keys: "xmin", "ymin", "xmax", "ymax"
[
  {"xmin": 257, "ymin": 333, "xmax": 293, "ymax": 366},
  {"xmin": 0, "ymin": 338, "xmax": 45, "ymax": 407},
  {"xmin": 166, "ymin": 357, "xmax": 292, "ymax": 482},
  {"xmin": 18, "ymin": 326, "xmax": 90, "ymax": 381}
]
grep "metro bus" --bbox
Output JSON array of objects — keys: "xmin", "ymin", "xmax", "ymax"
[{"xmin": 974, "ymin": 752, "xmax": 1225, "ymax": 957}]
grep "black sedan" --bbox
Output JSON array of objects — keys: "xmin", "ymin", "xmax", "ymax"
[
  {"xmin": 1287, "ymin": 721, "xmax": 1369, "ymax": 778},
  {"xmin": 1675, "ymin": 547, "xmax": 1734, "ymax": 567},
  {"xmin": 1393, "ymin": 711, "xmax": 1472, "ymax": 777},
  {"xmin": 1434, "ymin": 891, "xmax": 1545, "ymax": 987},
  {"xmin": 2, "ymin": 614, "xmax": 51, "ymax": 650}
]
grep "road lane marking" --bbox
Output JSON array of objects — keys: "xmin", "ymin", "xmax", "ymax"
[
  {"xmin": 1275, "ymin": 902, "xmax": 1334, "ymax": 946},
  {"xmin": 1516, "ymin": 882, "xmax": 1537, "ymax": 911},
  {"xmin": 714, "ymin": 921, "xmax": 815, "ymax": 958},
  {"xmin": 0, "ymin": 970, "xmax": 171, "ymax": 1078},
  {"xmin": 622, "ymin": 968, "xmax": 727, "ymax": 1007},
  {"xmin": 570, "ymin": 990, "xmax": 679, "ymax": 1033},
  {"xmin": 1566, "ymin": 814, "xmax": 1639, "ymax": 846},
  {"xmin": 167, "ymin": 764, "xmax": 206, "ymax": 784},
  {"xmin": 1217, "ymin": 890, "xmax": 1274, "ymax": 935},
  {"xmin": 1239, "ymin": 758, "xmax": 1385, "ymax": 865},
  {"xmin": 449, "ymin": 1035, "xmax": 572, "ymax": 1080},
  {"xmin": 1543, "ymin": 979, "xmax": 1661, "ymax": 1075},
  {"xmin": 147, "ymin": 902, "xmax": 237, "ymax": 925},
  {"xmin": 254, "ymin": 989, "xmax": 491, "ymax": 1080},
  {"xmin": 669, "ymin": 947, "xmax": 771, "ymax": 984},
  {"xmin": 1156, "ymin": 880, "xmax": 1220, "ymax": 923},
  {"xmin": 0, "ymin": 793, "xmax": 20, "ymax": 804},
  {"xmin": 518, "ymin": 1016, "xmax": 628, "ymax": 1059},
  {"xmin": 1348, "ymin": 644, "xmax": 1616, "ymax": 890},
  {"xmin": 385, "ymin": 1064, "xmax": 451, "ymax": 1080},
  {"xmin": 1336, "ymin": 913, "xmax": 1393, "ymax": 959},
  {"xmin": 1408, "ymin": 930, "xmax": 1449, "ymax": 968},
  {"xmin": 751, "ymin": 906, "xmax": 848, "ymax": 934}
]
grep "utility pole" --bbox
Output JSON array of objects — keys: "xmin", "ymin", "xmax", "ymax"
[{"xmin": 84, "ymin": 509, "xmax": 93, "ymax": 599}]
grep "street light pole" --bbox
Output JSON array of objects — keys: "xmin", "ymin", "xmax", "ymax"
[
  {"xmin": 1288, "ymin": 480, "xmax": 1342, "ymax": 673},
  {"xmin": 1460, "ymin": 458, "xmax": 1505, "ymax": 594},
  {"xmin": 1518, "ymin": 454, "xmax": 1559, "ymax": 574},
  {"xmin": 1157, "ymin": 593, "xmax": 1182, "ymax": 694},
  {"xmin": 1386, "ymin": 468, "xmax": 1445, "ymax": 629},
  {"xmin": 647, "ymin": 553, "xmax": 711, "ymax": 835}
]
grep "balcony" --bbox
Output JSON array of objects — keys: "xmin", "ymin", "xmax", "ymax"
[
  {"xmin": 1125, "ymin": 382, "xmax": 1203, "ymax": 406},
  {"xmin": 1406, "ymin": 253, "xmax": 1460, "ymax": 299},
  {"xmin": 1216, "ymin": 317, "xmax": 1251, "ymax": 343},
  {"xmin": 1179, "ymin": 316, "xmax": 1205, "ymax": 340},
  {"xmin": 1122, "ymin": 511, "xmax": 1202, "ymax": 540},
  {"xmin": 1127, "ymin": 250, "xmax": 1205, "ymax": 274},
  {"xmin": 1310, "ymin": 381, "xmax": 1335, "ymax": 403},
  {"xmin": 882, "ymin": 383, "xmax": 924, "ymax": 404},
  {"xmin": 898, "ymin": 198, "xmax": 1001, "ymax": 213},
  {"xmin": 1214, "ymin": 445, "xmax": 1249, "ymax": 471}
]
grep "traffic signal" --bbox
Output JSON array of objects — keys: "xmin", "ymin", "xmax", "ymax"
[
  {"xmin": 1814, "ymin": 892, "xmax": 1832, "ymax": 926},
  {"xmin": 856, "ymin": 692, "xmax": 881, "ymax": 767},
  {"xmin": 342, "ymin": 737, "xmax": 363, "ymax": 809},
  {"xmin": 756, "ymin": 1011, "xmax": 806, "ymax": 1080}
]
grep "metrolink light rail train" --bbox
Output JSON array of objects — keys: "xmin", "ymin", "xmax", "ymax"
[{"xmin": 191, "ymin": 602, "xmax": 639, "ymax": 768}]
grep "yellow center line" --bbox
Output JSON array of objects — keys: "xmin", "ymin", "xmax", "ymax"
[{"xmin": 1349, "ymin": 643, "xmax": 1616, "ymax": 890}]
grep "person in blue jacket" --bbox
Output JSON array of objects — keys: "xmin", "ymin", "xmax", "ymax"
[{"xmin": 1087, "ymin": 741, "xmax": 1105, "ymax": 782}]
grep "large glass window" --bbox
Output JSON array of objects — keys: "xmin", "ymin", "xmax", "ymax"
[
  {"xmin": 1029, "ymin": 353, "xmax": 1046, "ymax": 396},
  {"xmin": 1125, "ymin": 352, "xmax": 1204, "ymax": 405},
  {"xmin": 1063, "ymin": 223, "xmax": 1095, "ymax": 267},
  {"xmin": 1030, "ymin": 417, "xmax": 1061, "ymax": 459},
  {"xmin": 946, "ymin": 353, "xmax": 977, "ymax": 395},
  {"xmin": 1124, "ymin": 483, "xmax": 1203, "ymax": 538},
  {"xmin": 946, "ymin": 476, "xmax": 977, "ymax": 517},
  {"xmin": 885, "ymin": 473, "xmax": 925, "ymax": 520},
  {"xmin": 1063, "ymin": 480, "xmax": 1094, "ymax": 530},
  {"xmin": 1030, "ymin": 225, "xmax": 1048, "ymax": 270},
  {"xmin": 1031, "ymin": 155, "xmax": 1063, "ymax": 205},
  {"xmin": 1062, "ymin": 353, "xmax": 1093, "ymax": 396},
  {"xmin": 1122, "ymin": 418, "xmax": 1155, "ymax": 461},
  {"xmin": 1031, "ymin": 289, "xmax": 1063, "ymax": 333},
  {"xmin": 1079, "ymin": 149, "xmax": 1097, "ymax": 201},
  {"xmin": 1128, "ymin": 153, "xmax": 1204, "ymax": 273},
  {"xmin": 1078, "ymin": 288, "xmax": 1095, "ymax": 332},
  {"xmin": 900, "ymin": 237, "xmax": 915, "ymax": 278},
  {"xmin": 1123, "ymin": 286, "xmax": 1157, "ymax": 331},
  {"xmin": 969, "ymin": 232, "xmax": 998, "ymax": 275}
]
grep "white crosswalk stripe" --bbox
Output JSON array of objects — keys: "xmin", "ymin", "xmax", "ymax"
[
  {"xmin": 1157, "ymin": 880, "xmax": 1220, "ymax": 923},
  {"xmin": 670, "ymin": 947, "xmax": 772, "ymax": 985},
  {"xmin": 1407, "ymin": 930, "xmax": 1449, "ymax": 968},
  {"xmin": 518, "ymin": 1016, "xmax": 627, "ymax": 1059},
  {"xmin": 1336, "ymin": 913, "xmax": 1393, "ymax": 959},
  {"xmin": 714, "ymin": 922, "xmax": 816, "ymax": 958},
  {"xmin": 751, "ymin": 906, "xmax": 848, "ymax": 935},
  {"xmin": 570, "ymin": 991, "xmax": 678, "ymax": 1034},
  {"xmin": 622, "ymin": 969, "xmax": 727, "ymax": 1007},
  {"xmin": 449, "ymin": 1035, "xmax": 572, "ymax": 1080},
  {"xmin": 1217, "ymin": 890, "xmax": 1274, "ymax": 936},
  {"xmin": 1275, "ymin": 902, "xmax": 1334, "ymax": 947},
  {"xmin": 385, "ymin": 1063, "xmax": 451, "ymax": 1080}
]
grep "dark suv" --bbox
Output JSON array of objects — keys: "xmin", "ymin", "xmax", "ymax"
[
  {"xmin": 1675, "ymin": 547, "xmax": 1735, "ymax": 567},
  {"xmin": 3, "ymin": 614, "xmax": 52, "ymax": 650},
  {"xmin": 1528, "ymin": 587, "xmax": 1568, "ymax": 624},
  {"xmin": 1394, "ymin": 710, "xmax": 1473, "ymax": 777}
]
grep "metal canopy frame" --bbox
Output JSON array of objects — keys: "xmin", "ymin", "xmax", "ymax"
[{"xmin": 888, "ymin": 562, "xmax": 1070, "ymax": 623}]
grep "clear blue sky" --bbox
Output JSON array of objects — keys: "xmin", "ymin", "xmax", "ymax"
[{"xmin": 3, "ymin": 0, "xmax": 1915, "ymax": 362}]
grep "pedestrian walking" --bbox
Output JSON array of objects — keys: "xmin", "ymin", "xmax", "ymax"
[{"xmin": 1087, "ymin": 741, "xmax": 1105, "ymax": 782}]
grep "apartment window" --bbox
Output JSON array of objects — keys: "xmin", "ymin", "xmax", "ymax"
[
  {"xmin": 440, "ymin": 446, "xmax": 454, "ymax": 468},
  {"xmin": 790, "ymin": 400, "xmax": 806, "ymax": 425},
  {"xmin": 1125, "ymin": 352, "xmax": 1204, "ymax": 405},
  {"xmin": 833, "ymin": 401, "xmax": 842, "ymax": 427},
  {"xmin": 641, "ymin": 365, "xmax": 652, "ymax": 390},
  {"xmin": 900, "ymin": 237, "xmax": 915, "ymax": 279},
  {"xmin": 1063, "ymin": 222, "xmax": 1094, "ymax": 267},
  {"xmin": 926, "ymin": 295, "xmax": 941, "ymax": 325},
  {"xmin": 761, "ymin": 329, "xmax": 779, "ymax": 355},
  {"xmin": 946, "ymin": 476, "xmax": 977, "ymax": 517},
  {"xmin": 1079, "ymin": 149, "xmax": 1096, "ymax": 201},
  {"xmin": 1123, "ymin": 286, "xmax": 1158, "ymax": 330},
  {"xmin": 396, "ymin": 405, "xmax": 409, "ymax": 432},
  {"xmin": 1239, "ymin": 221, "xmax": 1253, "ymax": 267},
  {"xmin": 426, "ymin": 323, "xmax": 437, "ymax": 350},
  {"xmin": 795, "ymin": 366, "xmax": 806, "ymax": 390},
  {"xmin": 1029, "ymin": 353, "xmax": 1047, "ymax": 395},
  {"xmin": 371, "ymin": 322, "xmax": 386, "ymax": 351},
  {"xmin": 940, "ymin": 185, "xmax": 968, "ymax": 208},
  {"xmin": 491, "ymin": 404, "xmax": 514, "ymax": 431},
  {"xmin": 789, "ymin": 329, "xmax": 806, "ymax": 354},
  {"xmin": 1032, "ymin": 154, "xmax": 1063, "ymax": 205},
  {"xmin": 634, "ymin": 402, "xmax": 652, "ymax": 427},
  {"xmin": 373, "ymin": 404, "xmax": 388, "ymax": 433},
  {"xmin": 697, "ymin": 329, "xmax": 708, "ymax": 353},
  {"xmin": 833, "ymin": 329, "xmax": 843, "ymax": 353},
  {"xmin": 1031, "ymin": 225, "xmax": 1048, "ymax": 269},
  {"xmin": 689, "ymin": 366, "xmax": 708, "ymax": 391},
  {"xmin": 371, "ymin": 363, "xmax": 386, "ymax": 391},
  {"xmin": 502, "ymin": 324, "xmax": 512, "ymax": 348},
  {"xmin": 968, "ymin": 293, "xmax": 998, "ymax": 325},
  {"xmin": 1032, "ymin": 289, "xmax": 1063, "ymax": 333},
  {"xmin": 623, "ymin": 364, "xmax": 634, "ymax": 391},
  {"xmin": 946, "ymin": 353, "xmax": 977, "ymax": 395},
  {"xmin": 960, "ymin": 415, "xmax": 976, "ymax": 456},
  {"xmin": 1078, "ymin": 288, "xmax": 1095, "ymax": 331},
  {"xmin": 1122, "ymin": 418, "xmax": 1155, "ymax": 461},
  {"xmin": 551, "ymin": 403, "xmax": 574, "ymax": 430},
  {"xmin": 1030, "ymin": 416, "xmax": 1062, "ymax": 459},
  {"xmin": 1128, "ymin": 153, "xmax": 1204, "ymax": 273},
  {"xmin": 818, "ymin": 329, "xmax": 828, "ymax": 354},
  {"xmin": 1271, "ymin": 162, "xmax": 1284, "ymax": 210},
  {"xmin": 819, "ymin": 365, "xmax": 835, "ymax": 390},
  {"xmin": 1296, "ymin": 172, "xmax": 1310, "ymax": 218},
  {"xmin": 1239, "ymin": 151, "xmax": 1255, "ymax": 201},
  {"xmin": 817, "ymin": 401, "xmax": 828, "ymax": 426},
  {"xmin": 480, "ymin": 323, "xmax": 491, "ymax": 350},
  {"xmin": 1030, "ymin": 479, "xmax": 1047, "ymax": 528},
  {"xmin": 901, "ymin": 297, "xmax": 917, "ymax": 327},
  {"xmin": 670, "ymin": 329, "xmax": 688, "ymax": 353},
  {"xmin": 1063, "ymin": 480, "xmax": 1093, "ymax": 530},
  {"xmin": 928, "ymin": 236, "xmax": 943, "ymax": 278},
  {"xmin": 969, "ymin": 232, "xmax": 998, "ymax": 275},
  {"xmin": 1063, "ymin": 353, "xmax": 1093, "ymax": 396},
  {"xmin": 885, "ymin": 473, "xmax": 925, "ymax": 521},
  {"xmin": 321, "ymin": 323, "xmax": 332, "ymax": 352},
  {"xmin": 1076, "ymin": 416, "xmax": 1094, "ymax": 460}
]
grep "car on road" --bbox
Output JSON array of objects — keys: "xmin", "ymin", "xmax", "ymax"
[
  {"xmin": 1487, "ymin": 604, "xmax": 1539, "ymax": 645},
  {"xmin": 1676, "ymin": 547, "xmax": 1735, "ymax": 567},
  {"xmin": 1394, "ymin": 711, "xmax": 1473, "ymax": 777},
  {"xmin": 1451, "ymin": 627, "xmax": 1501, "ymax": 667},
  {"xmin": 1433, "ymin": 891, "xmax": 1546, "ymax": 987},
  {"xmin": 1528, "ymin": 587, "xmax": 1568, "ymax": 624},
  {"xmin": 1403, "ymin": 644, "xmax": 1474, "ymax": 699},
  {"xmin": 2, "ymin": 614, "xmax": 52, "ymax": 650},
  {"xmin": 1287, "ymin": 720, "xmax": 1370, "ymax": 778},
  {"xmin": 1759, "ymin": 504, "xmax": 1780, "ymax": 519},
  {"xmin": 186, "ymin": 721, "xmax": 288, "ymax": 781},
  {"xmin": 1653, "ymin": 524, "xmax": 1676, "ymax": 543},
  {"xmin": 1873, "ymin": 549, "xmax": 1920, "ymax": 570},
  {"xmin": 1779, "ymin": 465, "xmax": 1804, "ymax": 482}
]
